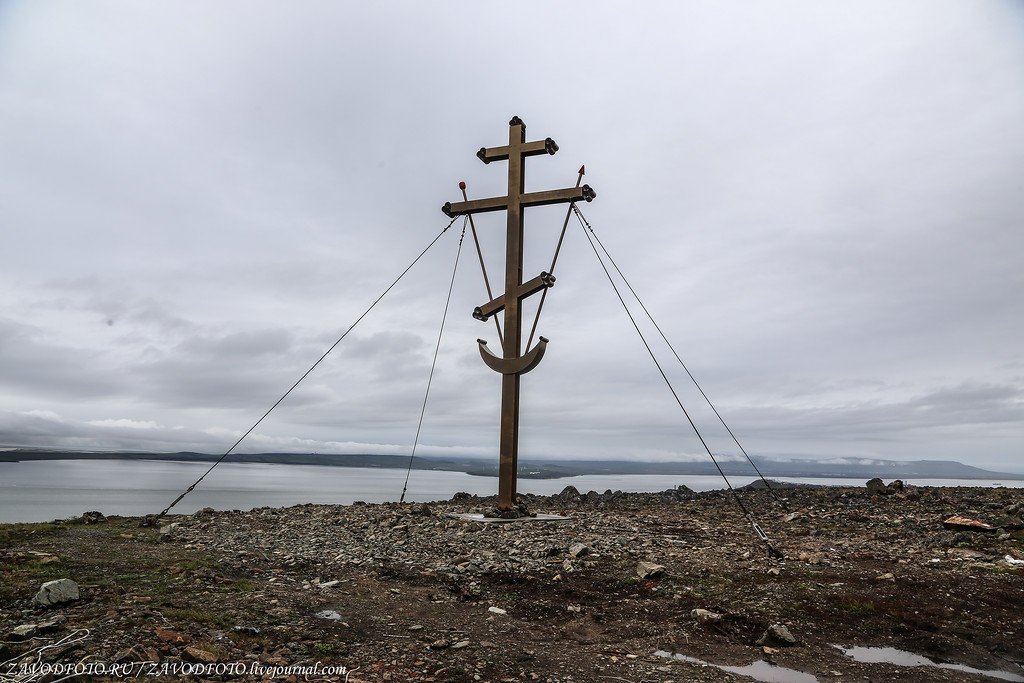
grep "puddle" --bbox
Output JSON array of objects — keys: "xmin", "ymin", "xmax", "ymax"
[
  {"xmin": 654, "ymin": 650, "xmax": 819, "ymax": 683},
  {"xmin": 835, "ymin": 645, "xmax": 1024, "ymax": 682}
]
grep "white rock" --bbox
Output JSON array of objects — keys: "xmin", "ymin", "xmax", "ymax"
[
  {"xmin": 487, "ymin": 606, "xmax": 507, "ymax": 615},
  {"xmin": 691, "ymin": 608, "xmax": 723, "ymax": 623},
  {"xmin": 34, "ymin": 579, "xmax": 79, "ymax": 607},
  {"xmin": 315, "ymin": 610, "xmax": 341, "ymax": 620}
]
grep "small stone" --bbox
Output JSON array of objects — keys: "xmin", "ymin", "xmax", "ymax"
[
  {"xmin": 798, "ymin": 551, "xmax": 825, "ymax": 564},
  {"xmin": 36, "ymin": 618, "xmax": 64, "ymax": 634},
  {"xmin": 158, "ymin": 522, "xmax": 180, "ymax": 540},
  {"xmin": 637, "ymin": 561, "xmax": 665, "ymax": 579},
  {"xmin": 183, "ymin": 646, "xmax": 219, "ymax": 664},
  {"xmin": 155, "ymin": 627, "xmax": 189, "ymax": 645},
  {"xmin": 81, "ymin": 511, "xmax": 106, "ymax": 524},
  {"xmin": 10, "ymin": 624, "xmax": 37, "ymax": 640},
  {"xmin": 994, "ymin": 515, "xmax": 1024, "ymax": 530},
  {"xmin": 567, "ymin": 605, "xmax": 582, "ymax": 613},
  {"xmin": 319, "ymin": 580, "xmax": 340, "ymax": 588},
  {"xmin": 113, "ymin": 646, "xmax": 145, "ymax": 663},
  {"xmin": 568, "ymin": 543, "xmax": 591, "ymax": 559},
  {"xmin": 33, "ymin": 579, "xmax": 79, "ymax": 607},
  {"xmin": 875, "ymin": 572, "xmax": 895, "ymax": 581},
  {"xmin": 487, "ymin": 606, "xmax": 507, "ymax": 615},
  {"xmin": 408, "ymin": 624, "xmax": 424, "ymax": 631},
  {"xmin": 943, "ymin": 515, "xmax": 997, "ymax": 532},
  {"xmin": 453, "ymin": 640, "xmax": 470, "ymax": 649},
  {"xmin": 430, "ymin": 639, "xmax": 450, "ymax": 650},
  {"xmin": 756, "ymin": 623, "xmax": 799, "ymax": 647}
]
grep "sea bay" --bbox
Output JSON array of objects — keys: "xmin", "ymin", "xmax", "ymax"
[{"xmin": 2, "ymin": 459, "xmax": 1022, "ymax": 523}]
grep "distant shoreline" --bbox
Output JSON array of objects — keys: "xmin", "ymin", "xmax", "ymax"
[{"xmin": 2, "ymin": 448, "xmax": 1021, "ymax": 481}]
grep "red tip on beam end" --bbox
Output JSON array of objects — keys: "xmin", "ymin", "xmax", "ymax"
[
  {"xmin": 578, "ymin": 165, "xmax": 585, "ymax": 175},
  {"xmin": 458, "ymin": 181, "xmax": 466, "ymax": 190}
]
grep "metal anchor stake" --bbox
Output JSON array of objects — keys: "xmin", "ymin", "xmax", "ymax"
[{"xmin": 443, "ymin": 116, "xmax": 596, "ymax": 512}]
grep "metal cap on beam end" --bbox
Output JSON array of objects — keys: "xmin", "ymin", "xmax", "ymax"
[
  {"xmin": 509, "ymin": 115, "xmax": 524, "ymax": 127},
  {"xmin": 476, "ymin": 147, "xmax": 489, "ymax": 164},
  {"xmin": 581, "ymin": 184, "xmax": 597, "ymax": 202},
  {"xmin": 477, "ymin": 338, "xmax": 488, "ymax": 345},
  {"xmin": 472, "ymin": 307, "xmax": 489, "ymax": 322},
  {"xmin": 442, "ymin": 202, "xmax": 455, "ymax": 217},
  {"xmin": 539, "ymin": 336, "xmax": 549, "ymax": 344},
  {"xmin": 544, "ymin": 138, "xmax": 559, "ymax": 155}
]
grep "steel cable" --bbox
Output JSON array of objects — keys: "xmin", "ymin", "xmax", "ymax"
[
  {"xmin": 156, "ymin": 215, "xmax": 460, "ymax": 518},
  {"xmin": 575, "ymin": 207, "xmax": 782, "ymax": 556},
  {"xmin": 399, "ymin": 218, "xmax": 468, "ymax": 503},
  {"xmin": 572, "ymin": 205, "xmax": 789, "ymax": 511}
]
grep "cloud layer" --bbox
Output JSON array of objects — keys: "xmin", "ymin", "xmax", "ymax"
[{"xmin": 0, "ymin": 1, "xmax": 1021, "ymax": 471}]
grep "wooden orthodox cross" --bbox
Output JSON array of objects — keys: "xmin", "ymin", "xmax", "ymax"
[{"xmin": 443, "ymin": 116, "xmax": 596, "ymax": 512}]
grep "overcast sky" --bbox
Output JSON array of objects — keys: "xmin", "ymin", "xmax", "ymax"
[{"xmin": 1, "ymin": 1, "xmax": 1022, "ymax": 472}]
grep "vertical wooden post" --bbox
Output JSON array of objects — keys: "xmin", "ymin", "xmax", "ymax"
[{"xmin": 442, "ymin": 117, "xmax": 596, "ymax": 512}]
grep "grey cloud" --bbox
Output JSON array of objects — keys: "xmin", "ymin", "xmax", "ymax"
[{"xmin": 0, "ymin": 1, "xmax": 1021, "ymax": 471}]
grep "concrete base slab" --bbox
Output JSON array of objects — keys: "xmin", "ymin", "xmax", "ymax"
[{"xmin": 445, "ymin": 512, "xmax": 571, "ymax": 524}]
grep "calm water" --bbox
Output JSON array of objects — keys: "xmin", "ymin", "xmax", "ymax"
[{"xmin": 1, "ymin": 459, "xmax": 1022, "ymax": 523}]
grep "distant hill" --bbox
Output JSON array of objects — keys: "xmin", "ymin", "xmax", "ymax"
[{"xmin": 1, "ymin": 448, "xmax": 1021, "ymax": 480}]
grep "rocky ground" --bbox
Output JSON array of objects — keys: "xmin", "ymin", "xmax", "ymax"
[{"xmin": 2, "ymin": 483, "xmax": 1023, "ymax": 682}]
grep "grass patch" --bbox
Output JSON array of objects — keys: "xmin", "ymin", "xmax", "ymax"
[
  {"xmin": 18, "ymin": 560, "xmax": 71, "ymax": 581},
  {"xmin": 313, "ymin": 642, "xmax": 340, "ymax": 656},
  {"xmin": 837, "ymin": 597, "xmax": 877, "ymax": 615},
  {"xmin": 0, "ymin": 522, "xmax": 65, "ymax": 545}
]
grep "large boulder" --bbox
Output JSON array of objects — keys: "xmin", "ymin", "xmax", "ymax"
[
  {"xmin": 34, "ymin": 579, "xmax": 79, "ymax": 607},
  {"xmin": 865, "ymin": 478, "xmax": 887, "ymax": 495},
  {"xmin": 556, "ymin": 485, "xmax": 581, "ymax": 501}
]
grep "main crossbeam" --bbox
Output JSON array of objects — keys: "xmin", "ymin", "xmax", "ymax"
[{"xmin": 443, "ymin": 186, "xmax": 596, "ymax": 217}]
